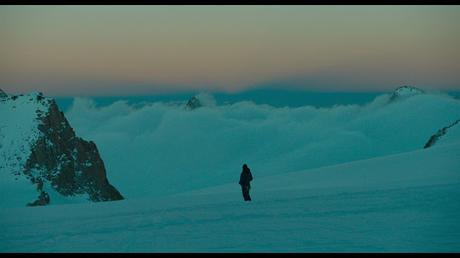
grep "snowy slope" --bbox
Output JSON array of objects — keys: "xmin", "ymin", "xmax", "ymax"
[
  {"xmin": 1, "ymin": 142, "xmax": 459, "ymax": 252},
  {"xmin": 424, "ymin": 119, "xmax": 460, "ymax": 148},
  {"xmin": 0, "ymin": 93, "xmax": 50, "ymax": 206},
  {"xmin": 437, "ymin": 121, "xmax": 460, "ymax": 145}
]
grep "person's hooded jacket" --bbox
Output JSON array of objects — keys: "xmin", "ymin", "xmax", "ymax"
[{"xmin": 239, "ymin": 165, "xmax": 253, "ymax": 187}]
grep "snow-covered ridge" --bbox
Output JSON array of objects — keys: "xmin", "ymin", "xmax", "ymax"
[
  {"xmin": 0, "ymin": 90, "xmax": 123, "ymax": 207},
  {"xmin": 389, "ymin": 85, "xmax": 425, "ymax": 102},
  {"xmin": 424, "ymin": 119, "xmax": 460, "ymax": 148}
]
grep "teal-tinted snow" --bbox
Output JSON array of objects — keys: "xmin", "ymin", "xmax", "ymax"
[
  {"xmin": 1, "ymin": 142, "xmax": 459, "ymax": 252},
  {"xmin": 64, "ymin": 92, "xmax": 460, "ymax": 199},
  {"xmin": 0, "ymin": 93, "xmax": 98, "ymax": 207},
  {"xmin": 42, "ymin": 180, "xmax": 91, "ymax": 205},
  {"xmin": 430, "ymin": 119, "xmax": 460, "ymax": 147},
  {"xmin": 184, "ymin": 139, "xmax": 460, "ymax": 197},
  {"xmin": 0, "ymin": 93, "xmax": 50, "ymax": 206}
]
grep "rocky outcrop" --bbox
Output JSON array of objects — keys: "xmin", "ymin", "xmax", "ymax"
[
  {"xmin": 27, "ymin": 180, "xmax": 50, "ymax": 206},
  {"xmin": 424, "ymin": 119, "xmax": 460, "ymax": 149},
  {"xmin": 185, "ymin": 96, "xmax": 202, "ymax": 110},
  {"xmin": 184, "ymin": 93, "xmax": 217, "ymax": 110},
  {"xmin": 24, "ymin": 94, "xmax": 123, "ymax": 203},
  {"xmin": 1, "ymin": 91, "xmax": 123, "ymax": 206},
  {"xmin": 389, "ymin": 86, "xmax": 424, "ymax": 102}
]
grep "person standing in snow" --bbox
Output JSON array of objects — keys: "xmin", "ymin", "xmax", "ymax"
[{"xmin": 239, "ymin": 164, "xmax": 253, "ymax": 201}]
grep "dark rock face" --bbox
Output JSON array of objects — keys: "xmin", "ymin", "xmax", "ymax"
[
  {"xmin": 424, "ymin": 119, "xmax": 460, "ymax": 149},
  {"xmin": 23, "ymin": 95, "xmax": 123, "ymax": 204},
  {"xmin": 27, "ymin": 188, "xmax": 50, "ymax": 207},
  {"xmin": 185, "ymin": 96, "xmax": 202, "ymax": 110}
]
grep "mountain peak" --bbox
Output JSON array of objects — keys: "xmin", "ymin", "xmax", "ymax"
[
  {"xmin": 185, "ymin": 93, "xmax": 216, "ymax": 110},
  {"xmin": 389, "ymin": 85, "xmax": 424, "ymax": 102},
  {"xmin": 0, "ymin": 91, "xmax": 123, "ymax": 207},
  {"xmin": 185, "ymin": 96, "xmax": 202, "ymax": 110}
]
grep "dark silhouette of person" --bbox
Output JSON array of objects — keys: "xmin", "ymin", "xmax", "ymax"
[{"xmin": 239, "ymin": 164, "xmax": 253, "ymax": 201}]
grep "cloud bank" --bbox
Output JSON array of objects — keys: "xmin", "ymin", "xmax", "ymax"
[{"xmin": 65, "ymin": 92, "xmax": 460, "ymax": 199}]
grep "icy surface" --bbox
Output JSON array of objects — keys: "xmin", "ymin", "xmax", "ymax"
[{"xmin": 0, "ymin": 142, "xmax": 459, "ymax": 252}]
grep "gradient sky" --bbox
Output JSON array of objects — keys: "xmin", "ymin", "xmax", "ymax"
[{"xmin": 1, "ymin": 5, "xmax": 459, "ymax": 96}]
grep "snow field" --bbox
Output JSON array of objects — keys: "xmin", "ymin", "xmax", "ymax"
[{"xmin": 1, "ymin": 142, "xmax": 459, "ymax": 252}]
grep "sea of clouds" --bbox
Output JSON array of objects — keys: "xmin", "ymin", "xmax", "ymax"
[{"xmin": 64, "ymin": 92, "xmax": 460, "ymax": 199}]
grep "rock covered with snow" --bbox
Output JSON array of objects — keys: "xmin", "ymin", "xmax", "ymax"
[
  {"xmin": 0, "ymin": 90, "xmax": 123, "ymax": 207},
  {"xmin": 389, "ymin": 86, "xmax": 425, "ymax": 102},
  {"xmin": 185, "ymin": 93, "xmax": 216, "ymax": 110},
  {"xmin": 424, "ymin": 119, "xmax": 460, "ymax": 148},
  {"xmin": 185, "ymin": 96, "xmax": 202, "ymax": 110}
]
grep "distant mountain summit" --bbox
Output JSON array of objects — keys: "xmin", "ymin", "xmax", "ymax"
[
  {"xmin": 389, "ymin": 86, "xmax": 425, "ymax": 102},
  {"xmin": 0, "ymin": 90, "xmax": 123, "ymax": 207},
  {"xmin": 185, "ymin": 93, "xmax": 216, "ymax": 110},
  {"xmin": 185, "ymin": 96, "xmax": 202, "ymax": 110}
]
